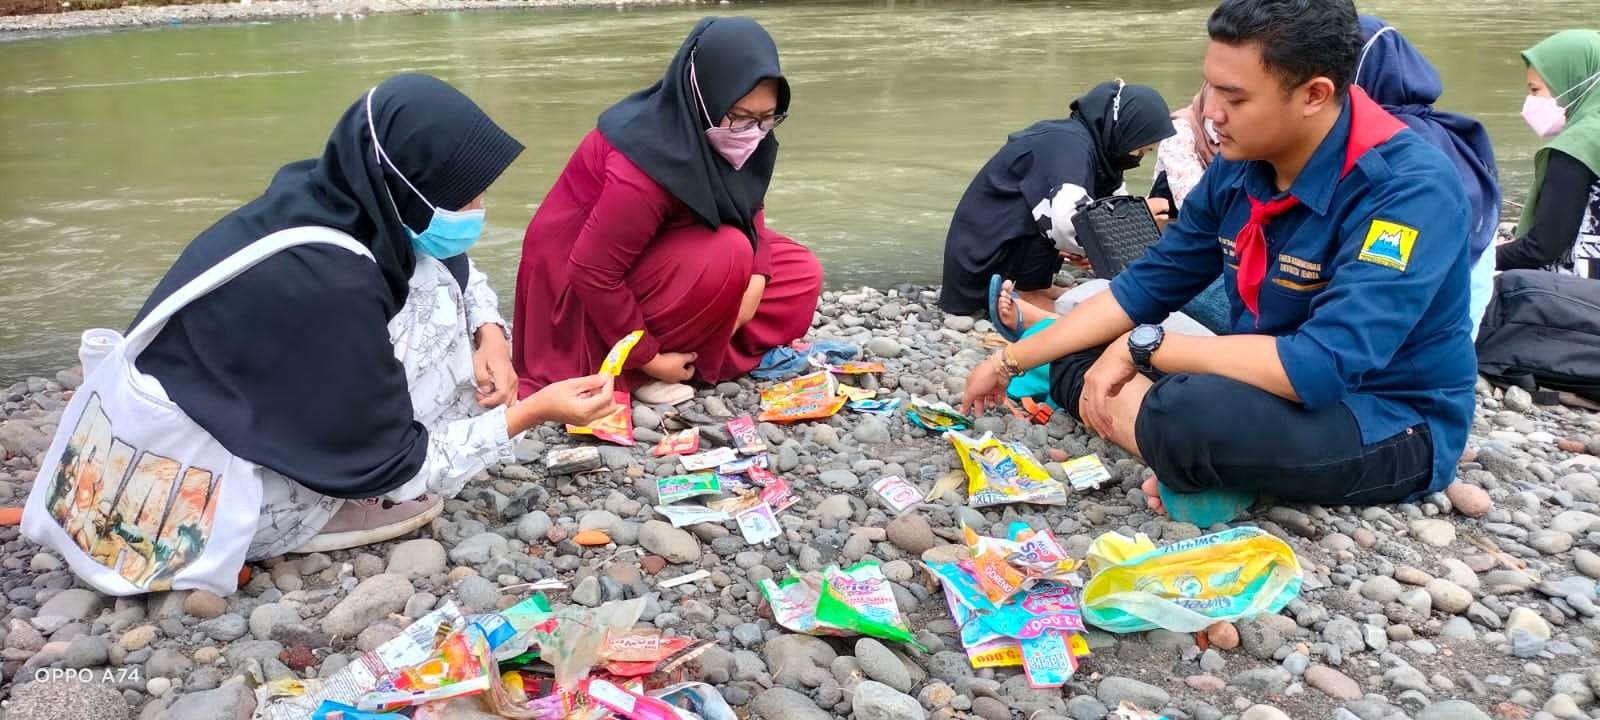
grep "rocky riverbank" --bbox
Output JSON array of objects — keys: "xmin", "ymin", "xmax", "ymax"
[
  {"xmin": 0, "ymin": 283, "xmax": 1598, "ymax": 720},
  {"xmin": 0, "ymin": 0, "xmax": 688, "ymax": 36}
]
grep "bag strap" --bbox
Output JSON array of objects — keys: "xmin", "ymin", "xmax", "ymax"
[{"xmin": 124, "ymin": 227, "xmax": 375, "ymax": 357}]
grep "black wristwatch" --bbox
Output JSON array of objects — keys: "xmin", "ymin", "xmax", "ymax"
[{"xmin": 1128, "ymin": 324, "xmax": 1165, "ymax": 373}]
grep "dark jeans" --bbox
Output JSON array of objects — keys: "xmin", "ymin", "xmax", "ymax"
[{"xmin": 1048, "ymin": 348, "xmax": 1433, "ymax": 506}]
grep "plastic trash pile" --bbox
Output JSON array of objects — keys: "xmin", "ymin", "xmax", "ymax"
[
  {"xmin": 256, "ymin": 594, "xmax": 735, "ymax": 720},
  {"xmin": 924, "ymin": 522, "xmax": 1090, "ymax": 689},
  {"xmin": 650, "ymin": 415, "xmax": 794, "ymax": 545}
]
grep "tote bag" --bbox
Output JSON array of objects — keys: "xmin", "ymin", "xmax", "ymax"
[{"xmin": 22, "ymin": 227, "xmax": 373, "ymax": 596}]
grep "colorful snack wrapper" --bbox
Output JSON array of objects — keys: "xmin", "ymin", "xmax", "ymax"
[
  {"xmin": 705, "ymin": 492, "xmax": 763, "ymax": 515},
  {"xmin": 872, "ymin": 475, "xmax": 923, "ymax": 514},
  {"xmin": 760, "ymin": 570, "xmax": 833, "ymax": 636},
  {"xmin": 736, "ymin": 502, "xmax": 782, "ymax": 544},
  {"xmin": 815, "ymin": 562, "xmax": 923, "ymax": 648},
  {"xmin": 680, "ymin": 447, "xmax": 738, "ymax": 471},
  {"xmin": 981, "ymin": 581, "xmax": 1088, "ymax": 640},
  {"xmin": 579, "ymin": 678, "xmax": 684, "ymax": 720},
  {"xmin": 849, "ymin": 397, "xmax": 901, "ymax": 415},
  {"xmin": 1018, "ymin": 630, "xmax": 1076, "ymax": 688},
  {"xmin": 656, "ymin": 473, "xmax": 720, "ymax": 505},
  {"xmin": 716, "ymin": 454, "xmax": 769, "ymax": 476},
  {"xmin": 758, "ymin": 371, "xmax": 846, "ymax": 423},
  {"xmin": 759, "ymin": 562, "xmax": 921, "ymax": 648},
  {"xmin": 949, "ymin": 431, "xmax": 1066, "ymax": 507},
  {"xmin": 906, "ymin": 398, "xmax": 974, "ymax": 433},
  {"xmin": 827, "ymin": 360, "xmax": 886, "ymax": 375},
  {"xmin": 727, "ymin": 414, "xmax": 767, "ymax": 455},
  {"xmin": 965, "ymin": 525, "xmax": 1029, "ymax": 605},
  {"xmin": 311, "ymin": 701, "xmax": 407, "ymax": 720},
  {"xmin": 599, "ymin": 330, "xmax": 645, "ymax": 378},
  {"xmin": 654, "ymin": 504, "xmax": 730, "ymax": 528},
  {"xmin": 566, "ymin": 391, "xmax": 635, "ymax": 446},
  {"xmin": 759, "ymin": 476, "xmax": 797, "ymax": 512},
  {"xmin": 838, "ymin": 385, "xmax": 878, "ymax": 403},
  {"xmin": 653, "ymin": 428, "xmax": 700, "ymax": 457},
  {"xmin": 759, "ymin": 371, "xmax": 836, "ymax": 405},
  {"xmin": 747, "ymin": 465, "xmax": 781, "ymax": 488},
  {"xmin": 359, "ymin": 623, "xmax": 495, "ymax": 712},
  {"xmin": 965, "ymin": 639, "xmax": 1025, "ymax": 668},
  {"xmin": 1010, "ymin": 528, "xmax": 1078, "ymax": 579},
  {"xmin": 602, "ymin": 629, "xmax": 666, "ymax": 662},
  {"xmin": 758, "ymin": 395, "xmax": 847, "ymax": 423},
  {"xmin": 1063, "ymin": 454, "xmax": 1113, "ymax": 490}
]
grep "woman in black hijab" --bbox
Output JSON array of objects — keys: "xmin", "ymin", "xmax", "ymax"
[
  {"xmin": 129, "ymin": 74, "xmax": 618, "ymax": 563},
  {"xmin": 938, "ymin": 80, "xmax": 1177, "ymax": 317},
  {"xmin": 513, "ymin": 17, "xmax": 824, "ymax": 406}
]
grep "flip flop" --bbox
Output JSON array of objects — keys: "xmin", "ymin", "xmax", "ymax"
[
  {"xmin": 987, "ymin": 274, "xmax": 1026, "ymax": 343},
  {"xmin": 1156, "ymin": 484, "xmax": 1257, "ymax": 528}
]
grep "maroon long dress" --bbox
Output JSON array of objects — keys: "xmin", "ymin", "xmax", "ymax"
[{"xmin": 514, "ymin": 130, "xmax": 823, "ymax": 397}]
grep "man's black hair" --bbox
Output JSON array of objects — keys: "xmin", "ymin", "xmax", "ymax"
[{"xmin": 1208, "ymin": 0, "xmax": 1362, "ymax": 98}]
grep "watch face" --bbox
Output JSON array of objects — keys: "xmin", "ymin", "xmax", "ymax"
[{"xmin": 1131, "ymin": 325, "xmax": 1161, "ymax": 347}]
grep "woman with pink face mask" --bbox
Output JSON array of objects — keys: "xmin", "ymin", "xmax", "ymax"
[
  {"xmin": 513, "ymin": 17, "xmax": 823, "ymax": 404},
  {"xmin": 1497, "ymin": 30, "xmax": 1600, "ymax": 279}
]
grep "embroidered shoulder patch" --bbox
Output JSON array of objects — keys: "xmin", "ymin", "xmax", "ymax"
[{"xmin": 1357, "ymin": 219, "xmax": 1418, "ymax": 271}]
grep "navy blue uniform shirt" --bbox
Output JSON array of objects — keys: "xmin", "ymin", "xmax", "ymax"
[{"xmin": 1110, "ymin": 98, "xmax": 1476, "ymax": 496}]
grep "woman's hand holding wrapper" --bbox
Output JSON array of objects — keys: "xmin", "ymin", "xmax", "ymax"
[{"xmin": 508, "ymin": 331, "xmax": 640, "ymax": 433}]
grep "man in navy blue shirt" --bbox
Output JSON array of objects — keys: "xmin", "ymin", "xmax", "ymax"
[{"xmin": 961, "ymin": 0, "xmax": 1476, "ymax": 518}]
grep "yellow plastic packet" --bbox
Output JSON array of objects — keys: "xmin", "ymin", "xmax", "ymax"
[
  {"xmin": 1082, "ymin": 527, "xmax": 1303, "ymax": 633},
  {"xmin": 599, "ymin": 331, "xmax": 644, "ymax": 378},
  {"xmin": 948, "ymin": 432, "xmax": 1065, "ymax": 507}
]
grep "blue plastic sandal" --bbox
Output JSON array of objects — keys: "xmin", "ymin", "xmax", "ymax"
[
  {"xmin": 1157, "ymin": 484, "xmax": 1257, "ymax": 528},
  {"xmin": 987, "ymin": 274, "xmax": 1027, "ymax": 342}
]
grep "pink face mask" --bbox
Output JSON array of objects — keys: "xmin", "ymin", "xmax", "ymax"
[
  {"xmin": 1523, "ymin": 70, "xmax": 1600, "ymax": 138},
  {"xmin": 690, "ymin": 54, "xmax": 770, "ymax": 171},
  {"xmin": 1522, "ymin": 94, "xmax": 1567, "ymax": 137}
]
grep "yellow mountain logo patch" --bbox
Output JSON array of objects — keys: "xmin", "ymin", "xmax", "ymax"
[{"xmin": 1357, "ymin": 219, "xmax": 1417, "ymax": 271}]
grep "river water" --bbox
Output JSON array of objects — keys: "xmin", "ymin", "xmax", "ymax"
[{"xmin": 0, "ymin": 0, "xmax": 1591, "ymax": 380}]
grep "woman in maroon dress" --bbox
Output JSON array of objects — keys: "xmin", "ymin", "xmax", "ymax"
[{"xmin": 513, "ymin": 17, "xmax": 823, "ymax": 403}]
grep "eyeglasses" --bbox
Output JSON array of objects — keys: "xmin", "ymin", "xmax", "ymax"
[{"xmin": 725, "ymin": 112, "xmax": 788, "ymax": 132}]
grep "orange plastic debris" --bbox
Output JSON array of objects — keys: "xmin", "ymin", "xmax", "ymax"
[
  {"xmin": 0, "ymin": 507, "xmax": 21, "ymax": 526},
  {"xmin": 574, "ymin": 529, "xmax": 612, "ymax": 546}
]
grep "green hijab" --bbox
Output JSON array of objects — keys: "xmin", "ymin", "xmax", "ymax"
[{"xmin": 1518, "ymin": 29, "xmax": 1600, "ymax": 236}]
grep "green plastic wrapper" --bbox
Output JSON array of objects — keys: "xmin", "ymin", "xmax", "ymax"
[{"xmin": 760, "ymin": 561, "xmax": 924, "ymax": 649}]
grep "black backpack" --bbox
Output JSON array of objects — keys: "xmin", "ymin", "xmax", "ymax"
[{"xmin": 1475, "ymin": 269, "xmax": 1600, "ymax": 402}]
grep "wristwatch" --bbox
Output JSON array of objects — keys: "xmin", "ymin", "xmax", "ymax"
[{"xmin": 1128, "ymin": 324, "xmax": 1165, "ymax": 373}]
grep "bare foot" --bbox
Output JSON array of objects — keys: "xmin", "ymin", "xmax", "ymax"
[
  {"xmin": 997, "ymin": 279, "xmax": 1020, "ymax": 331},
  {"xmin": 1141, "ymin": 475, "xmax": 1167, "ymax": 516},
  {"xmin": 998, "ymin": 280, "xmax": 1056, "ymax": 331}
]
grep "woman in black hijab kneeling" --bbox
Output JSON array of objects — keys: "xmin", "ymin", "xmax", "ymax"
[
  {"xmin": 127, "ymin": 74, "xmax": 619, "ymax": 566},
  {"xmin": 938, "ymin": 80, "xmax": 1176, "ymax": 317}
]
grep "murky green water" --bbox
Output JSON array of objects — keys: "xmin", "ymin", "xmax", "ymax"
[{"xmin": 0, "ymin": 0, "xmax": 1592, "ymax": 380}]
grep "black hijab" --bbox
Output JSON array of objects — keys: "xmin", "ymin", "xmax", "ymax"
[
  {"xmin": 597, "ymin": 16, "xmax": 790, "ymax": 241},
  {"xmin": 1069, "ymin": 80, "xmax": 1176, "ymax": 194},
  {"xmin": 131, "ymin": 74, "xmax": 523, "ymax": 499}
]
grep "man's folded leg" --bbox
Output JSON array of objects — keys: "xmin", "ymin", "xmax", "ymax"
[
  {"xmin": 1049, "ymin": 354, "xmax": 1434, "ymax": 515},
  {"xmin": 1134, "ymin": 373, "xmax": 1434, "ymax": 507}
]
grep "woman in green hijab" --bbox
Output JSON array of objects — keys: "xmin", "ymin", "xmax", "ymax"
[{"xmin": 1497, "ymin": 29, "xmax": 1600, "ymax": 279}]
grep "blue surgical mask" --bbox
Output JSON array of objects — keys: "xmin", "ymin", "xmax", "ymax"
[
  {"xmin": 407, "ymin": 206, "xmax": 485, "ymax": 259},
  {"xmin": 366, "ymin": 87, "xmax": 486, "ymax": 259}
]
